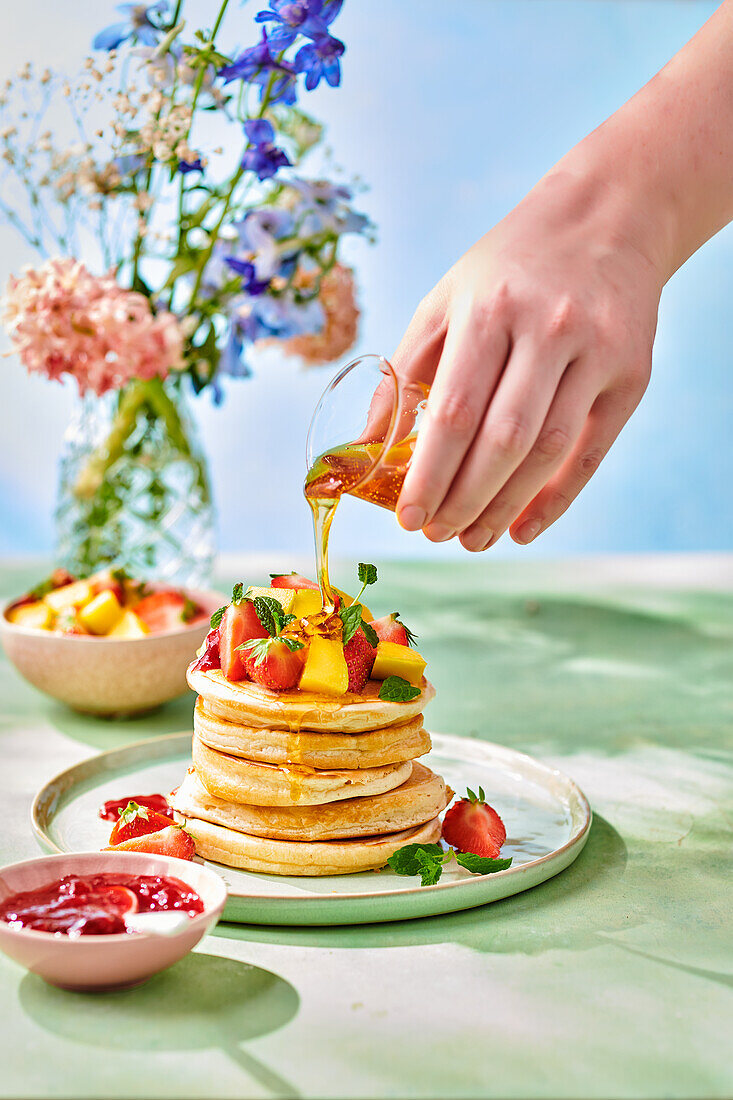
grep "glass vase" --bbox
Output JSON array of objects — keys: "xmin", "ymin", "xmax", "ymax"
[{"xmin": 55, "ymin": 375, "xmax": 216, "ymax": 586}]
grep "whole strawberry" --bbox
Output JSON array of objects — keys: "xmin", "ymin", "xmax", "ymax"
[
  {"xmin": 344, "ymin": 627, "xmax": 376, "ymax": 692},
  {"xmin": 441, "ymin": 787, "xmax": 507, "ymax": 858},
  {"xmin": 371, "ymin": 611, "xmax": 417, "ymax": 647},
  {"xmin": 243, "ymin": 636, "xmax": 305, "ymax": 691}
]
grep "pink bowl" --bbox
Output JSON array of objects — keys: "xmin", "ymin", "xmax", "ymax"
[{"xmin": 0, "ymin": 851, "xmax": 227, "ymax": 991}]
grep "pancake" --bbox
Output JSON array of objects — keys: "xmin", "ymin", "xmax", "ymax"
[
  {"xmin": 187, "ymin": 666, "xmax": 435, "ymax": 733},
  {"xmin": 171, "ymin": 762, "xmax": 452, "ymax": 841},
  {"xmin": 192, "ymin": 733, "xmax": 413, "ymax": 807},
  {"xmin": 178, "ymin": 813, "xmax": 443, "ymax": 876},
  {"xmin": 193, "ymin": 697, "xmax": 432, "ymax": 769}
]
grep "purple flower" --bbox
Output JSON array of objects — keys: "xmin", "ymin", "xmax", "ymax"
[
  {"xmin": 93, "ymin": 2, "xmax": 168, "ymax": 51},
  {"xmin": 224, "ymin": 258, "xmax": 271, "ymax": 296},
  {"xmin": 254, "ymin": 0, "xmax": 343, "ymax": 51},
  {"xmin": 178, "ymin": 157, "xmax": 203, "ymax": 175},
  {"xmin": 240, "ymin": 119, "xmax": 291, "ymax": 181},
  {"xmin": 235, "ymin": 293, "xmax": 325, "ymax": 343},
  {"xmin": 219, "ymin": 329, "xmax": 251, "ymax": 381},
  {"xmin": 219, "ymin": 32, "xmax": 298, "ymax": 105},
  {"xmin": 288, "ymin": 177, "xmax": 371, "ymax": 236},
  {"xmin": 294, "ymin": 32, "xmax": 344, "ymax": 89}
]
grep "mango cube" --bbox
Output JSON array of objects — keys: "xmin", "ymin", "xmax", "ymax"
[
  {"xmin": 107, "ymin": 609, "xmax": 150, "ymax": 638},
  {"xmin": 45, "ymin": 580, "xmax": 93, "ymax": 613},
  {"xmin": 78, "ymin": 589, "xmax": 124, "ymax": 635},
  {"xmin": 247, "ymin": 586, "xmax": 295, "ymax": 614},
  {"xmin": 299, "ymin": 635, "xmax": 348, "ymax": 695},
  {"xmin": 292, "ymin": 588, "xmax": 322, "ymax": 618},
  {"xmin": 7, "ymin": 600, "xmax": 53, "ymax": 630},
  {"xmin": 371, "ymin": 641, "xmax": 426, "ymax": 687}
]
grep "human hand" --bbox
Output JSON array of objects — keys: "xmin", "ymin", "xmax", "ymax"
[{"xmin": 393, "ymin": 168, "xmax": 665, "ymax": 550}]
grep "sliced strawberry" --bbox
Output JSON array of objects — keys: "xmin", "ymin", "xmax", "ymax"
[
  {"xmin": 371, "ymin": 612, "xmax": 417, "ymax": 648},
  {"xmin": 105, "ymin": 824, "xmax": 196, "ymax": 861},
  {"xmin": 192, "ymin": 627, "xmax": 221, "ymax": 672},
  {"xmin": 343, "ymin": 628, "xmax": 376, "ymax": 693},
  {"xmin": 219, "ymin": 600, "xmax": 268, "ymax": 681},
  {"xmin": 441, "ymin": 788, "xmax": 507, "ymax": 858},
  {"xmin": 243, "ymin": 636, "xmax": 305, "ymax": 691},
  {"xmin": 108, "ymin": 801, "xmax": 177, "ymax": 846},
  {"xmin": 134, "ymin": 590, "xmax": 189, "ymax": 633},
  {"xmin": 270, "ymin": 572, "xmax": 319, "ymax": 591}
]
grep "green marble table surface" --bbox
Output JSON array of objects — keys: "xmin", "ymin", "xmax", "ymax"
[{"xmin": 0, "ymin": 554, "xmax": 731, "ymax": 1100}]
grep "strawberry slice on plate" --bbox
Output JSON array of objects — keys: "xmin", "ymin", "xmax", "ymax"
[
  {"xmin": 108, "ymin": 801, "xmax": 176, "ymax": 846},
  {"xmin": 371, "ymin": 612, "xmax": 417, "ymax": 647},
  {"xmin": 243, "ymin": 636, "xmax": 305, "ymax": 691},
  {"xmin": 270, "ymin": 572, "xmax": 318, "ymax": 590},
  {"xmin": 219, "ymin": 600, "xmax": 268, "ymax": 681},
  {"xmin": 106, "ymin": 825, "xmax": 196, "ymax": 861},
  {"xmin": 441, "ymin": 787, "xmax": 507, "ymax": 858},
  {"xmin": 344, "ymin": 628, "xmax": 376, "ymax": 693}
]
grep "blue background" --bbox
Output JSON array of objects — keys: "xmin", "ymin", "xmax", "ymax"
[{"xmin": 0, "ymin": 0, "xmax": 730, "ymax": 565}]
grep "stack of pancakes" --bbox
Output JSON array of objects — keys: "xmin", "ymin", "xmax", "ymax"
[{"xmin": 170, "ymin": 666, "xmax": 452, "ymax": 876}]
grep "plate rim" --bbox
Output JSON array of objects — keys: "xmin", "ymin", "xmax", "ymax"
[{"xmin": 31, "ymin": 729, "xmax": 592, "ymax": 904}]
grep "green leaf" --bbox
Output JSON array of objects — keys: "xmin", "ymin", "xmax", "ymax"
[
  {"xmin": 339, "ymin": 603, "xmax": 363, "ymax": 646},
  {"xmin": 388, "ymin": 843, "xmax": 449, "ymax": 886},
  {"xmin": 454, "ymin": 852, "xmax": 513, "ymax": 875},
  {"xmin": 378, "ymin": 676, "xmax": 421, "ymax": 702},
  {"xmin": 118, "ymin": 801, "xmax": 149, "ymax": 827},
  {"xmin": 27, "ymin": 574, "xmax": 58, "ymax": 601},
  {"xmin": 210, "ymin": 605, "xmax": 227, "ymax": 630},
  {"xmin": 357, "ymin": 563, "xmax": 378, "ymax": 587},
  {"xmin": 253, "ymin": 595, "xmax": 286, "ymax": 637},
  {"xmin": 237, "ymin": 635, "xmax": 304, "ymax": 665},
  {"xmin": 231, "ymin": 582, "xmax": 245, "ymax": 605},
  {"xmin": 181, "ymin": 596, "xmax": 198, "ymax": 623},
  {"xmin": 361, "ymin": 620, "xmax": 379, "ymax": 648},
  {"xmin": 393, "ymin": 611, "xmax": 418, "ymax": 647},
  {"xmin": 466, "ymin": 787, "xmax": 477, "ymax": 803}
]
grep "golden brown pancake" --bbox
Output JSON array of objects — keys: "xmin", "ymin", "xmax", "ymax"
[
  {"xmin": 171, "ymin": 762, "xmax": 452, "ymax": 841},
  {"xmin": 187, "ymin": 666, "xmax": 435, "ymax": 733},
  {"xmin": 178, "ymin": 813, "xmax": 443, "ymax": 875},
  {"xmin": 192, "ymin": 733, "xmax": 413, "ymax": 807},
  {"xmin": 193, "ymin": 696, "xmax": 431, "ymax": 769}
]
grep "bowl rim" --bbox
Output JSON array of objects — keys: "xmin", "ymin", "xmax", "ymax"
[
  {"xmin": 0, "ymin": 586, "xmax": 226, "ymax": 643},
  {"xmin": 0, "ymin": 850, "xmax": 228, "ymax": 943}
]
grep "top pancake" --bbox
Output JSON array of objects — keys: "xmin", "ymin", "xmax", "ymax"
[{"xmin": 187, "ymin": 666, "xmax": 435, "ymax": 733}]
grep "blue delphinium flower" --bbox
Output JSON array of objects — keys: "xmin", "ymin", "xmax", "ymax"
[
  {"xmin": 219, "ymin": 32, "xmax": 298, "ymax": 105},
  {"xmin": 254, "ymin": 0, "xmax": 343, "ymax": 51},
  {"xmin": 218, "ymin": 329, "xmax": 251, "ymax": 381},
  {"xmin": 112, "ymin": 153, "xmax": 147, "ymax": 178},
  {"xmin": 240, "ymin": 119, "xmax": 291, "ymax": 181},
  {"xmin": 178, "ymin": 157, "xmax": 203, "ymax": 175},
  {"xmin": 224, "ymin": 258, "xmax": 271, "ymax": 296},
  {"xmin": 93, "ymin": 2, "xmax": 168, "ymax": 51},
  {"xmin": 294, "ymin": 31, "xmax": 344, "ymax": 89},
  {"xmin": 235, "ymin": 293, "xmax": 325, "ymax": 343},
  {"xmin": 289, "ymin": 178, "xmax": 370, "ymax": 236}
]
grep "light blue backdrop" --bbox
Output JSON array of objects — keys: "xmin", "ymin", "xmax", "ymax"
[{"xmin": 0, "ymin": 0, "xmax": 729, "ymax": 565}]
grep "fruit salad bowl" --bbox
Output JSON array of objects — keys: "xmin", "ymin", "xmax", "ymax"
[{"xmin": 0, "ymin": 586, "xmax": 225, "ymax": 717}]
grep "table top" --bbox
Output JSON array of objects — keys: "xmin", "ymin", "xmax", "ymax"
[{"xmin": 1, "ymin": 554, "xmax": 731, "ymax": 1100}]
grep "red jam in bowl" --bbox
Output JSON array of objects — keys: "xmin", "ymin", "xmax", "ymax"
[
  {"xmin": 0, "ymin": 873, "xmax": 204, "ymax": 936},
  {"xmin": 99, "ymin": 794, "xmax": 172, "ymax": 821}
]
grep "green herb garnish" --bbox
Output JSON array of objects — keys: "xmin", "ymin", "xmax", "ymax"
[
  {"xmin": 387, "ymin": 843, "xmax": 512, "ymax": 886},
  {"xmin": 210, "ymin": 605, "xmax": 227, "ymax": 630},
  {"xmin": 378, "ymin": 675, "xmax": 421, "ymax": 702}
]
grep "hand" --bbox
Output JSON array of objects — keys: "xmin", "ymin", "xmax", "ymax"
[{"xmin": 393, "ymin": 168, "xmax": 665, "ymax": 550}]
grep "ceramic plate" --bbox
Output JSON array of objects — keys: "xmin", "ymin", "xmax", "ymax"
[{"xmin": 32, "ymin": 732, "xmax": 591, "ymax": 925}]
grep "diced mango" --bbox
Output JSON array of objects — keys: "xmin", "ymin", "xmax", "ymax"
[
  {"xmin": 292, "ymin": 588, "xmax": 323, "ymax": 618},
  {"xmin": 44, "ymin": 580, "xmax": 93, "ymax": 613},
  {"xmin": 78, "ymin": 589, "xmax": 124, "ymax": 635},
  {"xmin": 334, "ymin": 589, "xmax": 372, "ymax": 621},
  {"xmin": 107, "ymin": 609, "xmax": 150, "ymax": 638},
  {"xmin": 247, "ymin": 586, "xmax": 295, "ymax": 613},
  {"xmin": 299, "ymin": 635, "xmax": 348, "ymax": 695},
  {"xmin": 7, "ymin": 600, "xmax": 53, "ymax": 630},
  {"xmin": 371, "ymin": 641, "xmax": 426, "ymax": 687}
]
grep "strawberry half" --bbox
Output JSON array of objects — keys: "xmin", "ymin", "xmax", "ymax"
[
  {"xmin": 371, "ymin": 612, "xmax": 417, "ymax": 648},
  {"xmin": 105, "ymin": 824, "xmax": 196, "ymax": 861},
  {"xmin": 219, "ymin": 600, "xmax": 268, "ymax": 681},
  {"xmin": 192, "ymin": 627, "xmax": 221, "ymax": 672},
  {"xmin": 108, "ymin": 801, "xmax": 176, "ymax": 846},
  {"xmin": 270, "ymin": 572, "xmax": 318, "ymax": 590},
  {"xmin": 441, "ymin": 788, "xmax": 507, "ymax": 858},
  {"xmin": 344, "ymin": 628, "xmax": 376, "ymax": 693},
  {"xmin": 242, "ymin": 636, "xmax": 305, "ymax": 691},
  {"xmin": 135, "ymin": 590, "xmax": 193, "ymax": 633}
]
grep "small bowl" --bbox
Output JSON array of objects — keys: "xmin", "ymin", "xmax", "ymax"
[
  {"xmin": 0, "ymin": 851, "xmax": 227, "ymax": 991},
  {"xmin": 0, "ymin": 586, "xmax": 224, "ymax": 716}
]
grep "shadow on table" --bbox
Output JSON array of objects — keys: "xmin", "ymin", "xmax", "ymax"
[
  {"xmin": 43, "ymin": 692, "xmax": 195, "ymax": 752},
  {"xmin": 219, "ymin": 814, "xmax": 630, "ymax": 956},
  {"xmin": 19, "ymin": 951, "xmax": 301, "ymax": 1099}
]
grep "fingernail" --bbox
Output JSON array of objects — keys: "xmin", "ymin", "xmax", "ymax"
[
  {"xmin": 423, "ymin": 522, "xmax": 455, "ymax": 542},
  {"xmin": 463, "ymin": 528, "xmax": 493, "ymax": 552},
  {"xmin": 515, "ymin": 518, "xmax": 541, "ymax": 544},
  {"xmin": 398, "ymin": 505, "xmax": 427, "ymax": 531}
]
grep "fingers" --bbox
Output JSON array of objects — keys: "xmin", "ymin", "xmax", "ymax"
[
  {"xmin": 458, "ymin": 359, "xmax": 596, "ymax": 550},
  {"xmin": 414, "ymin": 328, "xmax": 570, "ymax": 541},
  {"xmin": 396, "ymin": 299, "xmax": 511, "ymax": 534},
  {"xmin": 507, "ymin": 386, "xmax": 638, "ymax": 545}
]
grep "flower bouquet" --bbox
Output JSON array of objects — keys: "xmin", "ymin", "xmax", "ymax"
[{"xmin": 0, "ymin": 0, "xmax": 370, "ymax": 583}]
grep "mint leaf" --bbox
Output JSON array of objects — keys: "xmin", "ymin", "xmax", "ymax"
[
  {"xmin": 455, "ymin": 852, "xmax": 513, "ymax": 875},
  {"xmin": 388, "ymin": 843, "xmax": 447, "ymax": 886},
  {"xmin": 210, "ymin": 605, "xmax": 227, "ymax": 630},
  {"xmin": 253, "ymin": 595, "xmax": 285, "ymax": 636},
  {"xmin": 231, "ymin": 582, "xmax": 245, "ymax": 605},
  {"xmin": 357, "ymin": 563, "xmax": 378, "ymax": 587},
  {"xmin": 361, "ymin": 619, "xmax": 379, "ymax": 648},
  {"xmin": 339, "ymin": 603, "xmax": 363, "ymax": 646},
  {"xmin": 379, "ymin": 676, "xmax": 421, "ymax": 702}
]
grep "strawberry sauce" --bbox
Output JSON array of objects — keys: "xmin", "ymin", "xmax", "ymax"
[
  {"xmin": 99, "ymin": 794, "xmax": 172, "ymax": 821},
  {"xmin": 0, "ymin": 873, "xmax": 204, "ymax": 936}
]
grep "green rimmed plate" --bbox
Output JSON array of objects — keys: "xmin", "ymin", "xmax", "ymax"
[{"xmin": 32, "ymin": 732, "xmax": 591, "ymax": 925}]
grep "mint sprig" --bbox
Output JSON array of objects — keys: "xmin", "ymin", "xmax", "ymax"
[
  {"xmin": 388, "ymin": 843, "xmax": 512, "ymax": 886},
  {"xmin": 378, "ymin": 675, "xmax": 421, "ymax": 702},
  {"xmin": 252, "ymin": 594, "xmax": 295, "ymax": 637},
  {"xmin": 357, "ymin": 562, "xmax": 378, "ymax": 587}
]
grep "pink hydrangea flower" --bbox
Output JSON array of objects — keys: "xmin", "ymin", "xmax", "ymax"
[{"xmin": 2, "ymin": 257, "xmax": 184, "ymax": 396}]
